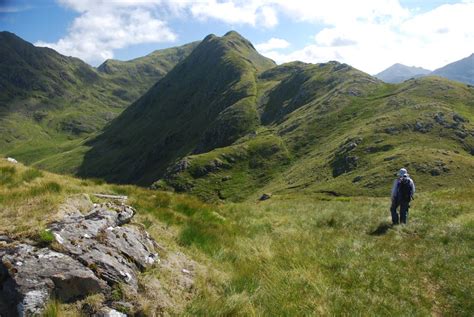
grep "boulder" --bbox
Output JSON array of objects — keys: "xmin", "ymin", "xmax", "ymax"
[
  {"xmin": 0, "ymin": 244, "xmax": 106, "ymax": 316},
  {"xmin": 6, "ymin": 157, "xmax": 18, "ymax": 164},
  {"xmin": 94, "ymin": 307, "xmax": 127, "ymax": 317},
  {"xmin": 0, "ymin": 202, "xmax": 159, "ymax": 316},
  {"xmin": 48, "ymin": 203, "xmax": 157, "ymax": 289}
]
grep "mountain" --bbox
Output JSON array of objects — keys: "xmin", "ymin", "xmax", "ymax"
[
  {"xmin": 97, "ymin": 41, "xmax": 199, "ymax": 102},
  {"xmin": 376, "ymin": 54, "xmax": 474, "ymax": 85},
  {"xmin": 79, "ymin": 31, "xmax": 276, "ymax": 184},
  {"xmin": 0, "ymin": 31, "xmax": 195, "ymax": 172},
  {"xmin": 375, "ymin": 63, "xmax": 431, "ymax": 83},
  {"xmin": 0, "ymin": 31, "xmax": 100, "ymax": 108},
  {"xmin": 80, "ymin": 32, "xmax": 474, "ymax": 201},
  {"xmin": 432, "ymin": 53, "xmax": 474, "ymax": 85}
]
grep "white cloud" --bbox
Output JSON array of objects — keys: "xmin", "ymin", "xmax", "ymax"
[
  {"xmin": 36, "ymin": 1, "xmax": 176, "ymax": 65},
  {"xmin": 254, "ymin": 1, "xmax": 474, "ymax": 74},
  {"xmin": 258, "ymin": 6, "xmax": 278, "ymax": 28},
  {"xmin": 255, "ymin": 38, "xmax": 289, "ymax": 52},
  {"xmin": 34, "ymin": 0, "xmax": 474, "ymax": 73},
  {"xmin": 189, "ymin": 0, "xmax": 278, "ymax": 28}
]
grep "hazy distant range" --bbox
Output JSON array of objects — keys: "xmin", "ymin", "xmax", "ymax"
[{"xmin": 375, "ymin": 54, "xmax": 474, "ymax": 84}]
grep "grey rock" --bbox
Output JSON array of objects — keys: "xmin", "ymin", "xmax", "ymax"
[
  {"xmin": 0, "ymin": 235, "xmax": 12, "ymax": 243},
  {"xmin": 384, "ymin": 126, "xmax": 400, "ymax": 135},
  {"xmin": 414, "ymin": 121, "xmax": 433, "ymax": 133},
  {"xmin": 48, "ymin": 203, "xmax": 157, "ymax": 289},
  {"xmin": 352, "ymin": 176, "xmax": 363, "ymax": 183},
  {"xmin": 455, "ymin": 130, "xmax": 468, "ymax": 139},
  {"xmin": 94, "ymin": 307, "xmax": 127, "ymax": 317},
  {"xmin": 453, "ymin": 113, "xmax": 468, "ymax": 123},
  {"xmin": 0, "ymin": 244, "xmax": 106, "ymax": 316},
  {"xmin": 103, "ymin": 226, "xmax": 158, "ymax": 270},
  {"xmin": 0, "ymin": 202, "xmax": 159, "ymax": 317},
  {"xmin": 168, "ymin": 158, "xmax": 190, "ymax": 176},
  {"xmin": 434, "ymin": 112, "xmax": 445, "ymax": 124},
  {"xmin": 221, "ymin": 175, "xmax": 232, "ymax": 182}
]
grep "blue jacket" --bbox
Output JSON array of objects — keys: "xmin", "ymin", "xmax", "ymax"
[{"xmin": 391, "ymin": 176, "xmax": 415, "ymax": 200}]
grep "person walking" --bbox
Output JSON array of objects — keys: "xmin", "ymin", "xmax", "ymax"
[{"xmin": 390, "ymin": 168, "xmax": 415, "ymax": 225}]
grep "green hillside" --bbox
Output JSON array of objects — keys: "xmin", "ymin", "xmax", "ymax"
[
  {"xmin": 0, "ymin": 32, "xmax": 196, "ymax": 173},
  {"xmin": 97, "ymin": 41, "xmax": 199, "ymax": 102},
  {"xmin": 79, "ymin": 31, "xmax": 276, "ymax": 184},
  {"xmin": 79, "ymin": 32, "xmax": 474, "ymax": 201}
]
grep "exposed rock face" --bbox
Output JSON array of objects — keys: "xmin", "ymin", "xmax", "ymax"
[
  {"xmin": 0, "ymin": 244, "xmax": 106, "ymax": 316},
  {"xmin": 0, "ymin": 202, "xmax": 159, "ymax": 317},
  {"xmin": 332, "ymin": 138, "xmax": 362, "ymax": 177}
]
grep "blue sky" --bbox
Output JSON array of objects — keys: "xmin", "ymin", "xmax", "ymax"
[{"xmin": 1, "ymin": 0, "xmax": 473, "ymax": 74}]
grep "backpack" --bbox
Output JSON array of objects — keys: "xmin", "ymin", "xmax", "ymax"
[{"xmin": 398, "ymin": 177, "xmax": 412, "ymax": 202}]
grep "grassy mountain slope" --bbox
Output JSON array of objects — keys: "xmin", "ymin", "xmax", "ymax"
[
  {"xmin": 1, "ymin": 158, "xmax": 473, "ymax": 316},
  {"xmin": 432, "ymin": 53, "xmax": 474, "ymax": 85},
  {"xmin": 155, "ymin": 64, "xmax": 474, "ymax": 201},
  {"xmin": 79, "ymin": 32, "xmax": 474, "ymax": 202},
  {"xmin": 97, "ymin": 41, "xmax": 199, "ymax": 102},
  {"xmin": 78, "ymin": 31, "xmax": 276, "ymax": 184},
  {"xmin": 375, "ymin": 63, "xmax": 431, "ymax": 83},
  {"xmin": 0, "ymin": 32, "xmax": 195, "ymax": 173}
]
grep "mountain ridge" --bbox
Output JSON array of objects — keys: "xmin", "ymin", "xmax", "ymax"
[
  {"xmin": 375, "ymin": 54, "xmax": 473, "ymax": 84},
  {"xmin": 1, "ymin": 31, "xmax": 473, "ymax": 202},
  {"xmin": 78, "ymin": 32, "xmax": 474, "ymax": 201},
  {"xmin": 375, "ymin": 63, "xmax": 431, "ymax": 83},
  {"xmin": 431, "ymin": 53, "xmax": 474, "ymax": 85},
  {"xmin": 0, "ymin": 31, "xmax": 198, "ymax": 172},
  {"xmin": 78, "ymin": 31, "xmax": 276, "ymax": 184}
]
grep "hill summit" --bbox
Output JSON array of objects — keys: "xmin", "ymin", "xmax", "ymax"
[
  {"xmin": 80, "ymin": 32, "xmax": 474, "ymax": 201},
  {"xmin": 79, "ymin": 31, "xmax": 276, "ymax": 184}
]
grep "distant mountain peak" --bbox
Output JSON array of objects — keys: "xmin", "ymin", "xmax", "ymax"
[
  {"xmin": 375, "ymin": 63, "xmax": 431, "ymax": 83},
  {"xmin": 431, "ymin": 53, "xmax": 474, "ymax": 85}
]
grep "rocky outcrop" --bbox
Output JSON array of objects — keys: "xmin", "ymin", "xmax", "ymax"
[
  {"xmin": 0, "ymin": 245, "xmax": 106, "ymax": 316},
  {"xmin": 0, "ymin": 202, "xmax": 159, "ymax": 317},
  {"xmin": 331, "ymin": 137, "xmax": 362, "ymax": 177}
]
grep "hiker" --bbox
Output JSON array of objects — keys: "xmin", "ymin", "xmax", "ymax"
[{"xmin": 390, "ymin": 168, "xmax": 415, "ymax": 225}]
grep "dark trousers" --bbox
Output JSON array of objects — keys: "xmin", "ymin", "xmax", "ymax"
[{"xmin": 390, "ymin": 199, "xmax": 409, "ymax": 224}]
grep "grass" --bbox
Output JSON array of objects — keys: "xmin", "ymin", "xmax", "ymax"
[
  {"xmin": 1, "ymin": 158, "xmax": 473, "ymax": 315},
  {"xmin": 186, "ymin": 190, "xmax": 474, "ymax": 316}
]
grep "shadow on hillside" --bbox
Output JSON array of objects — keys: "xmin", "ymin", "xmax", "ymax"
[{"xmin": 369, "ymin": 222, "xmax": 393, "ymax": 236}]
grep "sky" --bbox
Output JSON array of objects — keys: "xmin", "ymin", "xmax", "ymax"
[{"xmin": 1, "ymin": 0, "xmax": 473, "ymax": 74}]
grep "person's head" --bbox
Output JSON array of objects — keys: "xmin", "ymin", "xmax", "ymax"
[{"xmin": 398, "ymin": 168, "xmax": 408, "ymax": 177}]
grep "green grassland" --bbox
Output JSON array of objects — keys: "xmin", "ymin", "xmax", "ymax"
[{"xmin": 1, "ymin": 159, "xmax": 472, "ymax": 316}]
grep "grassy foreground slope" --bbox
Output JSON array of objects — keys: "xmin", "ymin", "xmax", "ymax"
[
  {"xmin": 1, "ymin": 158, "xmax": 473, "ymax": 316},
  {"xmin": 0, "ymin": 32, "xmax": 195, "ymax": 173}
]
